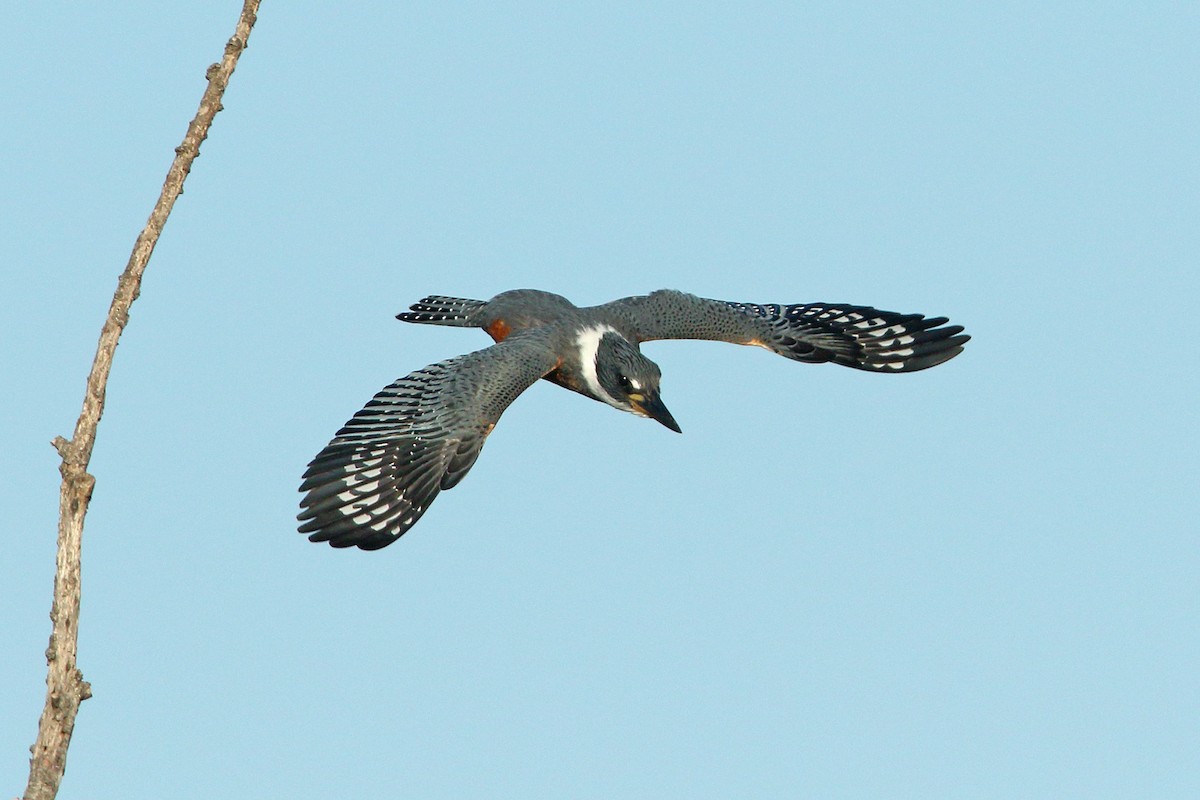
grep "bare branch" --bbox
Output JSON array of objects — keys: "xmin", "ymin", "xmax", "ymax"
[{"xmin": 23, "ymin": 3, "xmax": 261, "ymax": 798}]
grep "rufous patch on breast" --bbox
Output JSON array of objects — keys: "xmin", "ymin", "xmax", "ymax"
[{"xmin": 485, "ymin": 319, "xmax": 512, "ymax": 342}]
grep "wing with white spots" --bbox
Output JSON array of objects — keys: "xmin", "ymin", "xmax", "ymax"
[
  {"xmin": 605, "ymin": 290, "xmax": 969, "ymax": 372},
  {"xmin": 298, "ymin": 331, "xmax": 559, "ymax": 550}
]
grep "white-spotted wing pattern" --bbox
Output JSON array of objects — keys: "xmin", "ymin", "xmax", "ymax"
[
  {"xmin": 298, "ymin": 331, "xmax": 559, "ymax": 550},
  {"xmin": 723, "ymin": 300, "xmax": 968, "ymax": 372},
  {"xmin": 602, "ymin": 290, "xmax": 967, "ymax": 373}
]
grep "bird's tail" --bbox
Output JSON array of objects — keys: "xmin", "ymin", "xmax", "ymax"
[{"xmin": 396, "ymin": 295, "xmax": 488, "ymax": 327}]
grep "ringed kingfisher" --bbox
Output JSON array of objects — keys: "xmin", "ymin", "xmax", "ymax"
[{"xmin": 299, "ymin": 289, "xmax": 969, "ymax": 550}]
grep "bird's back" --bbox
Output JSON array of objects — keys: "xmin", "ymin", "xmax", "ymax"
[
  {"xmin": 479, "ymin": 289, "xmax": 580, "ymax": 332},
  {"xmin": 398, "ymin": 289, "xmax": 580, "ymax": 340}
]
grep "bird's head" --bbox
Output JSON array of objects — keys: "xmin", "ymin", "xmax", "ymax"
[{"xmin": 593, "ymin": 332, "xmax": 681, "ymax": 433}]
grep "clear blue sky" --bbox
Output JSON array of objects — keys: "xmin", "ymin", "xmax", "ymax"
[{"xmin": 3, "ymin": 3, "xmax": 1197, "ymax": 798}]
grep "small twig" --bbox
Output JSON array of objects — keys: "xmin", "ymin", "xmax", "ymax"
[{"xmin": 22, "ymin": 3, "xmax": 261, "ymax": 799}]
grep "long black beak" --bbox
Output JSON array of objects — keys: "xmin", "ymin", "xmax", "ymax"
[{"xmin": 631, "ymin": 391, "xmax": 682, "ymax": 433}]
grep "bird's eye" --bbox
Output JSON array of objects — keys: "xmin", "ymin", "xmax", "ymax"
[{"xmin": 617, "ymin": 375, "xmax": 632, "ymax": 391}]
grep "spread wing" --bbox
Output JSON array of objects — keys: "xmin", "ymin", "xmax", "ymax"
[
  {"xmin": 298, "ymin": 330, "xmax": 560, "ymax": 550},
  {"xmin": 602, "ymin": 290, "xmax": 968, "ymax": 372}
]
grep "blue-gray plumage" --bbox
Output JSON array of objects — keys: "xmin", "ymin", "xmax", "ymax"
[{"xmin": 299, "ymin": 289, "xmax": 969, "ymax": 550}]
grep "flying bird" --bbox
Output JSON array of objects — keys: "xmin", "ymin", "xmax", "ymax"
[{"xmin": 299, "ymin": 289, "xmax": 969, "ymax": 550}]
